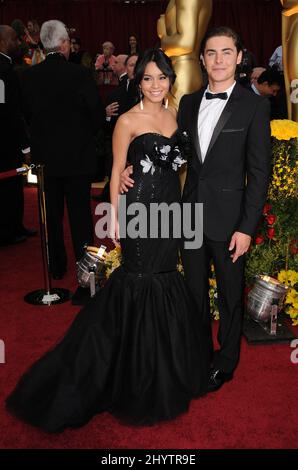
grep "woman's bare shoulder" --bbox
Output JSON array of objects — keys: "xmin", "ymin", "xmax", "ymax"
[{"xmin": 117, "ymin": 105, "xmax": 141, "ymax": 127}]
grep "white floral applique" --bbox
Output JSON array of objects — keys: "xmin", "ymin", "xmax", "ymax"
[
  {"xmin": 140, "ymin": 155, "xmax": 155, "ymax": 175},
  {"xmin": 159, "ymin": 145, "xmax": 171, "ymax": 161},
  {"xmin": 171, "ymin": 146, "xmax": 187, "ymax": 171}
]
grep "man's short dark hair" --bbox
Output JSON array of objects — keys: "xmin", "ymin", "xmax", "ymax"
[
  {"xmin": 201, "ymin": 26, "xmax": 243, "ymax": 54},
  {"xmin": 257, "ymin": 68, "xmax": 283, "ymax": 87},
  {"xmin": 125, "ymin": 54, "xmax": 138, "ymax": 66}
]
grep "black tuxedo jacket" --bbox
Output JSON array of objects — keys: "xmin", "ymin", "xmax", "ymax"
[
  {"xmin": 20, "ymin": 53, "xmax": 105, "ymax": 177},
  {"xmin": 0, "ymin": 53, "xmax": 29, "ymax": 171},
  {"xmin": 105, "ymin": 79, "xmax": 138, "ymax": 132},
  {"xmin": 178, "ymin": 83, "xmax": 271, "ymax": 241},
  {"xmin": 118, "ymin": 73, "xmax": 128, "ymax": 88},
  {"xmin": 243, "ymin": 82, "xmax": 287, "ymax": 120}
]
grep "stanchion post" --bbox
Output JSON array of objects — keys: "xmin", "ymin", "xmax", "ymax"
[
  {"xmin": 24, "ymin": 164, "xmax": 71, "ymax": 305},
  {"xmin": 37, "ymin": 164, "xmax": 51, "ymax": 295}
]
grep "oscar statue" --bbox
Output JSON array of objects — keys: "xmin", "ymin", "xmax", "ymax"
[
  {"xmin": 281, "ymin": 0, "xmax": 298, "ymax": 121},
  {"xmin": 157, "ymin": 0, "xmax": 213, "ymax": 109}
]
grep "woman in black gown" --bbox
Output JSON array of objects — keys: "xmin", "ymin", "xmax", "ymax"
[{"xmin": 6, "ymin": 49, "xmax": 209, "ymax": 433}]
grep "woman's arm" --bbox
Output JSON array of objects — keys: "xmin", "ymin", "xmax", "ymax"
[{"xmin": 110, "ymin": 114, "xmax": 132, "ymax": 241}]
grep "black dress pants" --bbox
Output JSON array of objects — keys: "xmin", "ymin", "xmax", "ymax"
[
  {"xmin": 182, "ymin": 235, "xmax": 245, "ymax": 374},
  {"xmin": 44, "ymin": 176, "xmax": 94, "ymax": 273}
]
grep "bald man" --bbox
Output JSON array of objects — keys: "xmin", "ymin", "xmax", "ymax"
[
  {"xmin": 0, "ymin": 25, "xmax": 33, "ymax": 245},
  {"xmin": 111, "ymin": 54, "xmax": 128, "ymax": 87}
]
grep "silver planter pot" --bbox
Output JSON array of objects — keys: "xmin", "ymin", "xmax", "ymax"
[
  {"xmin": 247, "ymin": 275, "xmax": 288, "ymax": 323},
  {"xmin": 76, "ymin": 245, "xmax": 107, "ymax": 289}
]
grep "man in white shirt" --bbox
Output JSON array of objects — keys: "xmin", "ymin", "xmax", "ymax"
[{"xmin": 178, "ymin": 27, "xmax": 271, "ymax": 393}]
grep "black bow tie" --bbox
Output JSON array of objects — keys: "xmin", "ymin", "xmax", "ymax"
[{"xmin": 205, "ymin": 92, "xmax": 228, "ymax": 100}]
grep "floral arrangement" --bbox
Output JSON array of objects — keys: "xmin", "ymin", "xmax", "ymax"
[
  {"xmin": 277, "ymin": 270, "xmax": 298, "ymax": 326},
  {"xmin": 104, "ymin": 246, "xmax": 121, "ymax": 279},
  {"xmin": 246, "ymin": 119, "xmax": 298, "ymax": 324},
  {"xmin": 270, "ymin": 119, "xmax": 298, "ymax": 141},
  {"xmin": 209, "ymin": 265, "xmax": 219, "ymax": 320}
]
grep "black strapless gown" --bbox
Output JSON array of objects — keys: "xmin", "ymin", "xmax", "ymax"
[{"xmin": 6, "ymin": 131, "xmax": 209, "ymax": 433}]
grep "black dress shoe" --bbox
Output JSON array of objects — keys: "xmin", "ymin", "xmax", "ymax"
[{"xmin": 206, "ymin": 369, "xmax": 233, "ymax": 393}]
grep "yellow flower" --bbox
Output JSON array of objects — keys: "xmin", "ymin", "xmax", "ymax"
[
  {"xmin": 213, "ymin": 311, "xmax": 220, "ymax": 321},
  {"xmin": 288, "ymin": 307, "xmax": 298, "ymax": 320},
  {"xmin": 177, "ymin": 262, "xmax": 184, "ymax": 274},
  {"xmin": 278, "ymin": 270, "xmax": 298, "ymax": 287},
  {"xmin": 271, "ymin": 119, "xmax": 298, "ymax": 140},
  {"xmin": 104, "ymin": 247, "xmax": 122, "ymax": 278},
  {"xmin": 285, "ymin": 288, "xmax": 298, "ymax": 305}
]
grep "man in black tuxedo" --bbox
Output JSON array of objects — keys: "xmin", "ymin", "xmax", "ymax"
[
  {"xmin": 178, "ymin": 27, "xmax": 271, "ymax": 392},
  {"xmin": 0, "ymin": 25, "xmax": 33, "ymax": 245},
  {"xmin": 248, "ymin": 68, "xmax": 286, "ymax": 119},
  {"xmin": 20, "ymin": 20, "xmax": 104, "ymax": 279}
]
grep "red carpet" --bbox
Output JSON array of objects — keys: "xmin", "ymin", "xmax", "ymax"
[{"xmin": 0, "ymin": 186, "xmax": 297, "ymax": 449}]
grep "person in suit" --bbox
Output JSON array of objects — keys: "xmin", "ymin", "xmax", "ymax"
[
  {"xmin": 111, "ymin": 54, "xmax": 128, "ymax": 87},
  {"xmin": 0, "ymin": 25, "xmax": 34, "ymax": 246},
  {"xmin": 20, "ymin": 20, "xmax": 104, "ymax": 279},
  {"xmin": 250, "ymin": 68, "xmax": 282, "ymax": 98},
  {"xmin": 249, "ymin": 68, "xmax": 286, "ymax": 119},
  {"xmin": 119, "ymin": 27, "xmax": 271, "ymax": 393},
  {"xmin": 106, "ymin": 54, "xmax": 139, "ymax": 132},
  {"xmin": 69, "ymin": 37, "xmax": 92, "ymax": 69},
  {"xmin": 178, "ymin": 27, "xmax": 271, "ymax": 392}
]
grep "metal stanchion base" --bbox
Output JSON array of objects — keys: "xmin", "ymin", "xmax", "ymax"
[
  {"xmin": 24, "ymin": 288, "xmax": 71, "ymax": 306},
  {"xmin": 243, "ymin": 316, "xmax": 296, "ymax": 344}
]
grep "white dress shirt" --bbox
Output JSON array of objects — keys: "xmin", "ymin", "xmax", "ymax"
[
  {"xmin": 251, "ymin": 83, "xmax": 260, "ymax": 95},
  {"xmin": 197, "ymin": 82, "xmax": 236, "ymax": 162}
]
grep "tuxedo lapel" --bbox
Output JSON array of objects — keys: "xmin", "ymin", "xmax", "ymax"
[
  {"xmin": 189, "ymin": 89, "xmax": 204, "ymax": 169},
  {"xmin": 203, "ymin": 83, "xmax": 243, "ymax": 164}
]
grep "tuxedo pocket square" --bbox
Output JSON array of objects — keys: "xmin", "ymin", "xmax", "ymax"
[
  {"xmin": 221, "ymin": 128, "xmax": 245, "ymax": 133},
  {"xmin": 221, "ymin": 188, "xmax": 244, "ymax": 192}
]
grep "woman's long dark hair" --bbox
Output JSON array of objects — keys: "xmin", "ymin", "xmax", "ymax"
[
  {"xmin": 134, "ymin": 48, "xmax": 176, "ymax": 91},
  {"xmin": 127, "ymin": 35, "xmax": 141, "ymax": 55}
]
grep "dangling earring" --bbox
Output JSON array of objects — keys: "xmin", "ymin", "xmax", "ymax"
[
  {"xmin": 164, "ymin": 98, "xmax": 169, "ymax": 109},
  {"xmin": 139, "ymin": 89, "xmax": 144, "ymax": 110}
]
